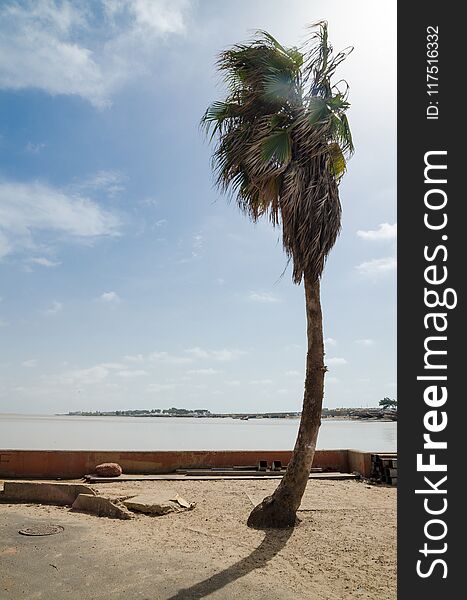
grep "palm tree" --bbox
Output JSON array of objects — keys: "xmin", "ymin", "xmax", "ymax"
[{"xmin": 202, "ymin": 22, "xmax": 354, "ymax": 528}]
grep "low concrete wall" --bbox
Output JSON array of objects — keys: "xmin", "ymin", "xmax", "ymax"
[
  {"xmin": 0, "ymin": 481, "xmax": 95, "ymax": 505},
  {"xmin": 0, "ymin": 449, "xmax": 356, "ymax": 479},
  {"xmin": 347, "ymin": 449, "xmax": 372, "ymax": 477}
]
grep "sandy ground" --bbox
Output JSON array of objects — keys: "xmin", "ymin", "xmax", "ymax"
[{"xmin": 1, "ymin": 479, "xmax": 396, "ymax": 600}]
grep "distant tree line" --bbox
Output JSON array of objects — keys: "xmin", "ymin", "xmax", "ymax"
[{"xmin": 69, "ymin": 407, "xmax": 212, "ymax": 417}]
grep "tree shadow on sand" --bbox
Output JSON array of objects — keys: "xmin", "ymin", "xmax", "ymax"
[{"xmin": 167, "ymin": 527, "xmax": 294, "ymax": 600}]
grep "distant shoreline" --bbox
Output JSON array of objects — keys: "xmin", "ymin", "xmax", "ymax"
[{"xmin": 55, "ymin": 412, "xmax": 397, "ymax": 422}]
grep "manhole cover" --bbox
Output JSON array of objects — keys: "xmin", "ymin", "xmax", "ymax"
[{"xmin": 18, "ymin": 524, "xmax": 64, "ymax": 536}]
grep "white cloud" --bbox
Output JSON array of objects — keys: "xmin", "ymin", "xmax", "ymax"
[
  {"xmin": 45, "ymin": 365, "xmax": 109, "ymax": 386},
  {"xmin": 149, "ymin": 351, "xmax": 193, "ymax": 365},
  {"xmin": 0, "ymin": 230, "xmax": 13, "ymax": 259},
  {"xmin": 29, "ymin": 257, "xmax": 61, "ymax": 268},
  {"xmin": 355, "ymin": 339, "xmax": 375, "ymax": 347},
  {"xmin": 324, "ymin": 337, "xmax": 338, "ymax": 347},
  {"xmin": 357, "ymin": 222, "xmax": 397, "ymax": 242},
  {"xmin": 21, "ymin": 359, "xmax": 37, "ymax": 367},
  {"xmin": 98, "ymin": 291, "xmax": 121, "ymax": 303},
  {"xmin": 116, "ymin": 369, "xmax": 148, "ymax": 378},
  {"xmin": 193, "ymin": 234, "xmax": 203, "ymax": 248},
  {"xmin": 43, "ymin": 360, "xmax": 127, "ymax": 387},
  {"xmin": 185, "ymin": 347, "xmax": 245, "ymax": 362},
  {"xmin": 0, "ymin": 231, "xmax": 13, "ymax": 258},
  {"xmin": 356, "ymin": 256, "xmax": 397, "ymax": 276},
  {"xmin": 123, "ymin": 353, "xmax": 145, "ymax": 362},
  {"xmin": 25, "ymin": 141, "xmax": 46, "ymax": 154},
  {"xmin": 285, "ymin": 370, "xmax": 300, "ymax": 377},
  {"xmin": 99, "ymin": 362, "xmax": 125, "ymax": 370},
  {"xmin": 185, "ymin": 347, "xmax": 209, "ymax": 359},
  {"xmin": 77, "ymin": 170, "xmax": 126, "ymax": 197},
  {"xmin": 248, "ymin": 291, "xmax": 281, "ymax": 303},
  {"xmin": 326, "ymin": 357, "xmax": 348, "ymax": 366},
  {"xmin": 178, "ymin": 233, "xmax": 206, "ymax": 263},
  {"xmin": 0, "ymin": 0, "xmax": 190, "ymax": 107},
  {"xmin": 0, "ymin": 179, "xmax": 120, "ymax": 260},
  {"xmin": 250, "ymin": 379, "xmax": 274, "ymax": 385},
  {"xmin": 147, "ymin": 382, "xmax": 176, "ymax": 392},
  {"xmin": 43, "ymin": 300, "xmax": 62, "ymax": 315},
  {"xmin": 141, "ymin": 197, "xmax": 158, "ymax": 208},
  {"xmin": 187, "ymin": 368, "xmax": 219, "ymax": 375}
]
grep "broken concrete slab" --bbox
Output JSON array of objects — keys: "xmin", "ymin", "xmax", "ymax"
[
  {"xmin": 0, "ymin": 481, "xmax": 96, "ymax": 506},
  {"xmin": 71, "ymin": 493, "xmax": 132, "ymax": 520},
  {"xmin": 123, "ymin": 493, "xmax": 195, "ymax": 516}
]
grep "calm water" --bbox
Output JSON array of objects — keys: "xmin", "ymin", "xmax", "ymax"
[{"xmin": 0, "ymin": 414, "xmax": 396, "ymax": 452}]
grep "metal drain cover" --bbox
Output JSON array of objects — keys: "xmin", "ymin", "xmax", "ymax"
[{"xmin": 19, "ymin": 524, "xmax": 64, "ymax": 536}]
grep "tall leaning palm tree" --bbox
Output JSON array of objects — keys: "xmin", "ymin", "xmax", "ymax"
[{"xmin": 202, "ymin": 22, "xmax": 354, "ymax": 528}]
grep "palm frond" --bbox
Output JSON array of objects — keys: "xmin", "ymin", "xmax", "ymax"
[{"xmin": 201, "ymin": 22, "xmax": 353, "ymax": 283}]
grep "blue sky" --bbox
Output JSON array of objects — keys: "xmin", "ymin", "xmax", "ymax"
[{"xmin": 0, "ymin": 0, "xmax": 396, "ymax": 414}]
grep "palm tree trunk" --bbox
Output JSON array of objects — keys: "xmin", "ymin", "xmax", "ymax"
[{"xmin": 247, "ymin": 276, "xmax": 325, "ymax": 528}]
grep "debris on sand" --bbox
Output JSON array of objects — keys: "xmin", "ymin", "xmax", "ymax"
[{"xmin": 123, "ymin": 492, "xmax": 195, "ymax": 515}]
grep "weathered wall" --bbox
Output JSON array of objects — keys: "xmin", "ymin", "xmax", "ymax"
[
  {"xmin": 347, "ymin": 449, "xmax": 373, "ymax": 477},
  {"xmin": 0, "ymin": 449, "xmax": 358, "ymax": 478}
]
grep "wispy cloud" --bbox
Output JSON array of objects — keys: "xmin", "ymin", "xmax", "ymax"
[
  {"xmin": 178, "ymin": 232, "xmax": 205, "ymax": 263},
  {"xmin": 187, "ymin": 368, "xmax": 219, "ymax": 375},
  {"xmin": 25, "ymin": 141, "xmax": 46, "ymax": 154},
  {"xmin": 123, "ymin": 354, "xmax": 145, "ymax": 363},
  {"xmin": 43, "ymin": 300, "xmax": 62, "ymax": 315},
  {"xmin": 121, "ymin": 350, "xmax": 195, "ymax": 365},
  {"xmin": 44, "ymin": 365, "xmax": 109, "ymax": 386},
  {"xmin": 191, "ymin": 233, "xmax": 204, "ymax": 257},
  {"xmin": 0, "ymin": 179, "xmax": 120, "ymax": 260},
  {"xmin": 185, "ymin": 347, "xmax": 245, "ymax": 362},
  {"xmin": 0, "ymin": 0, "xmax": 190, "ymax": 107},
  {"xmin": 147, "ymin": 382, "xmax": 177, "ymax": 392},
  {"xmin": 43, "ymin": 361, "xmax": 127, "ymax": 387},
  {"xmin": 355, "ymin": 339, "xmax": 375, "ymax": 347},
  {"xmin": 324, "ymin": 337, "xmax": 338, "ymax": 347},
  {"xmin": 77, "ymin": 170, "xmax": 126, "ymax": 197},
  {"xmin": 356, "ymin": 256, "xmax": 397, "ymax": 276},
  {"xmin": 326, "ymin": 357, "xmax": 348, "ymax": 366},
  {"xmin": 29, "ymin": 257, "xmax": 61, "ymax": 268},
  {"xmin": 248, "ymin": 291, "xmax": 281, "ymax": 303},
  {"xmin": 116, "ymin": 369, "xmax": 148, "ymax": 378},
  {"xmin": 357, "ymin": 222, "xmax": 397, "ymax": 242},
  {"xmin": 21, "ymin": 359, "xmax": 37, "ymax": 367},
  {"xmin": 98, "ymin": 291, "xmax": 121, "ymax": 304},
  {"xmin": 148, "ymin": 351, "xmax": 193, "ymax": 365}
]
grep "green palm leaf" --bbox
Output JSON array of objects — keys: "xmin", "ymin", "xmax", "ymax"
[{"xmin": 202, "ymin": 21, "xmax": 354, "ymax": 283}]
